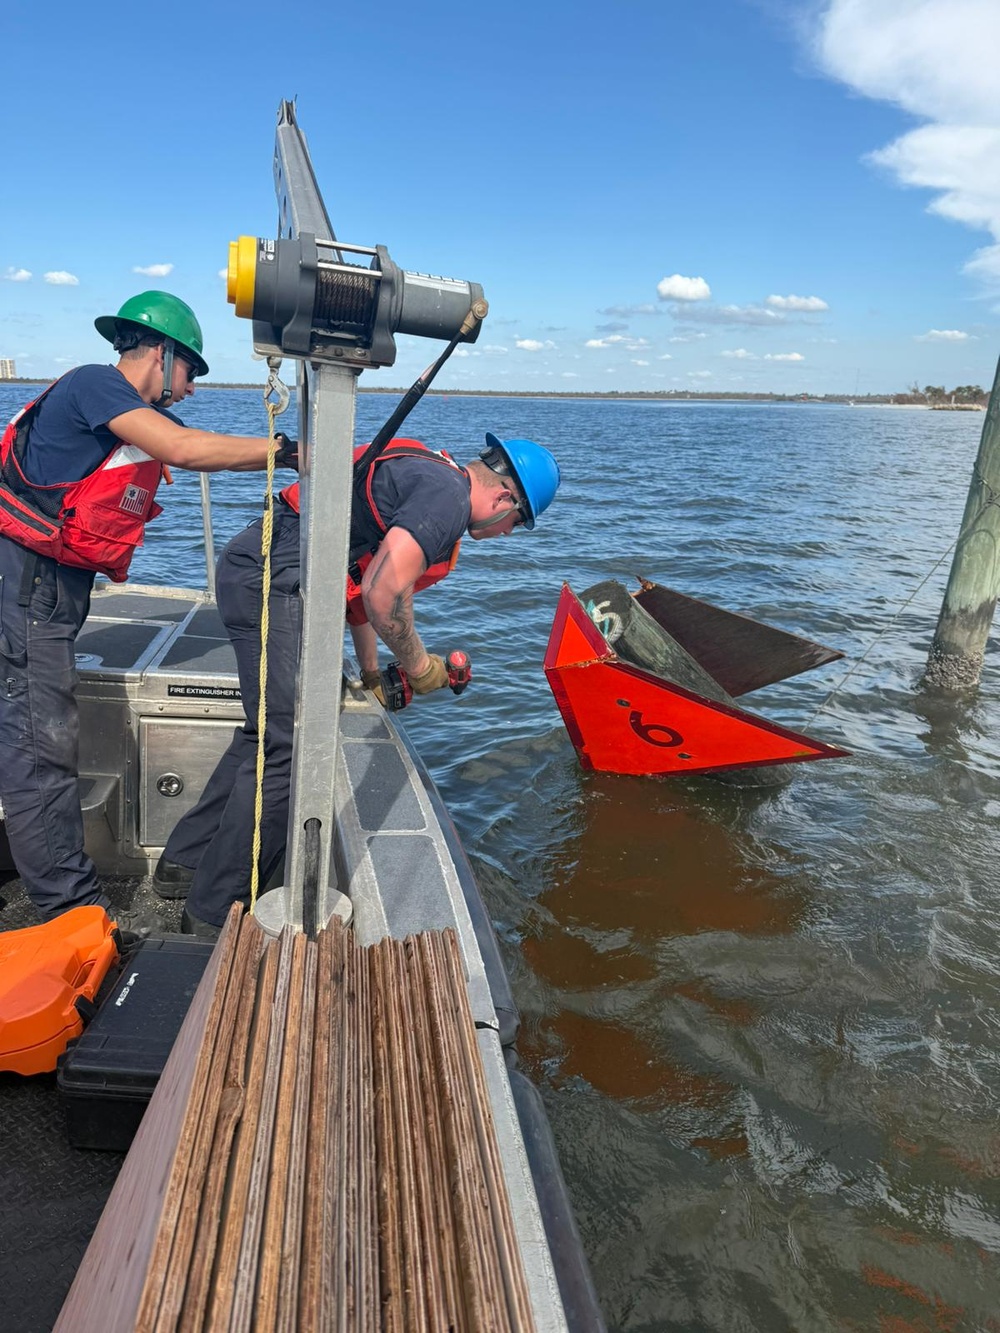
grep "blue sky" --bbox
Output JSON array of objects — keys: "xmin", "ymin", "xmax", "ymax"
[{"xmin": 4, "ymin": 0, "xmax": 999, "ymax": 396}]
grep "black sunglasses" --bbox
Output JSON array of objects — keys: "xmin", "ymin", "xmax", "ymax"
[{"xmin": 175, "ymin": 352, "xmax": 198, "ymax": 383}]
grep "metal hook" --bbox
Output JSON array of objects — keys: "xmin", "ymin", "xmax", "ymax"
[{"xmin": 264, "ymin": 356, "xmax": 290, "ymax": 416}]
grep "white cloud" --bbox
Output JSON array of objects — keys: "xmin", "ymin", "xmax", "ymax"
[
  {"xmin": 657, "ymin": 274, "xmax": 711, "ymax": 302},
  {"xmin": 3, "ymin": 267, "xmax": 31, "ymax": 282},
  {"xmin": 44, "ymin": 271, "xmax": 79, "ymax": 285},
  {"xmin": 722, "ymin": 348, "xmax": 756, "ymax": 359},
  {"xmin": 965, "ymin": 245, "xmax": 1000, "ymax": 280},
  {"xmin": 871, "ymin": 126, "xmax": 1000, "ymax": 233},
  {"xmin": 668, "ymin": 332, "xmax": 707, "ymax": 342},
  {"xmin": 764, "ymin": 352, "xmax": 805, "ymax": 362},
  {"xmin": 632, "ymin": 359, "xmax": 650, "ymax": 366},
  {"xmin": 916, "ymin": 328, "xmax": 970, "ymax": 341},
  {"xmin": 657, "ymin": 353, "xmax": 673, "ymax": 360},
  {"xmin": 515, "ymin": 338, "xmax": 555, "ymax": 352},
  {"xmin": 585, "ymin": 334, "xmax": 651, "ymax": 353},
  {"xmin": 217, "ymin": 268, "xmax": 228, "ymax": 280},
  {"xmin": 561, "ymin": 372, "xmax": 578, "ymax": 379},
  {"xmin": 689, "ymin": 370, "xmax": 712, "ymax": 379},
  {"xmin": 813, "ymin": 0, "xmax": 1000, "ymax": 285},
  {"xmin": 674, "ymin": 304, "xmax": 782, "ymax": 326},
  {"xmin": 766, "ymin": 293, "xmax": 829, "ymax": 311},
  {"xmin": 816, "ymin": 0, "xmax": 1000, "ymax": 122},
  {"xmin": 133, "ymin": 263, "xmax": 174, "ymax": 277},
  {"xmin": 482, "ymin": 344, "xmax": 509, "ymax": 355}
]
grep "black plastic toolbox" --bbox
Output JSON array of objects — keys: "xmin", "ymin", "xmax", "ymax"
[{"xmin": 56, "ymin": 933, "xmax": 215, "ymax": 1151}]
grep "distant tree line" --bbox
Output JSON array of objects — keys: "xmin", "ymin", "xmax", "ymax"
[
  {"xmin": 892, "ymin": 383, "xmax": 989, "ymax": 407},
  {"xmin": 1, "ymin": 377, "xmax": 990, "ymax": 407}
]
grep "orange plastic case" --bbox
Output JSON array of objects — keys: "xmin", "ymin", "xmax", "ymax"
[{"xmin": 0, "ymin": 906, "xmax": 120, "ymax": 1075}]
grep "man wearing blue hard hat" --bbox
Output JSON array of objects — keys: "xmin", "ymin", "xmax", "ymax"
[
  {"xmin": 343, "ymin": 431, "xmax": 560, "ymax": 692},
  {"xmin": 155, "ymin": 428, "xmax": 561, "ymax": 935}
]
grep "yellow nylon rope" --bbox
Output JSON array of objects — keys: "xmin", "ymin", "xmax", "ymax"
[{"xmin": 249, "ymin": 399, "xmax": 279, "ymax": 913}]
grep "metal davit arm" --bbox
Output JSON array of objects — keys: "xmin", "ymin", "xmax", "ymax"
[
  {"xmin": 270, "ymin": 100, "xmax": 354, "ymax": 932},
  {"xmin": 229, "ymin": 101, "xmax": 488, "ymax": 934}
]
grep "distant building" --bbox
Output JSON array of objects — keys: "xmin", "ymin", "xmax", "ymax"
[{"xmin": 0, "ymin": 359, "xmax": 15, "ymax": 379}]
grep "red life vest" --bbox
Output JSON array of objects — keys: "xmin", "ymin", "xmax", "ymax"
[
  {"xmin": 279, "ymin": 438, "xmax": 465, "ymax": 626},
  {"xmin": 0, "ymin": 384, "xmax": 165, "ymax": 582}
]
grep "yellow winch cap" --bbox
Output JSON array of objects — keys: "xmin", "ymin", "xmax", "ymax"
[{"xmin": 226, "ymin": 236, "xmax": 258, "ymax": 318}]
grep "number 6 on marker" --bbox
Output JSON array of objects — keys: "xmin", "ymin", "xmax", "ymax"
[{"xmin": 628, "ymin": 710, "xmax": 683, "ymax": 748}]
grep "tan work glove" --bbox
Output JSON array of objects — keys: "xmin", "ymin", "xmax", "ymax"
[
  {"xmin": 360, "ymin": 668, "xmax": 386, "ymax": 706},
  {"xmin": 409, "ymin": 653, "xmax": 449, "ymax": 695}
]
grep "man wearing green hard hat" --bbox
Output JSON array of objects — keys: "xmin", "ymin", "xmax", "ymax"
[
  {"xmin": 0, "ymin": 291, "xmax": 297, "ymax": 927},
  {"xmin": 93, "ymin": 289, "xmax": 211, "ymax": 385}
]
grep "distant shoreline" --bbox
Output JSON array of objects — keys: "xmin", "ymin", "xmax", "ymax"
[{"xmin": 0, "ymin": 379, "xmax": 986, "ymax": 408}]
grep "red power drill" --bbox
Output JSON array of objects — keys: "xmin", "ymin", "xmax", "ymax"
[{"xmin": 381, "ymin": 650, "xmax": 472, "ymax": 712}]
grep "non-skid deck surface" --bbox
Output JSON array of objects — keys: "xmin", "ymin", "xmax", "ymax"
[{"xmin": 58, "ymin": 909, "xmax": 537, "ymax": 1332}]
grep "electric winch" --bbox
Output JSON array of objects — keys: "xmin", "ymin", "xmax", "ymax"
[{"xmin": 227, "ymin": 233, "xmax": 486, "ymax": 369}]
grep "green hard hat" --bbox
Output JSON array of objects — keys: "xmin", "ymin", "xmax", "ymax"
[{"xmin": 95, "ymin": 290, "xmax": 209, "ymax": 377}]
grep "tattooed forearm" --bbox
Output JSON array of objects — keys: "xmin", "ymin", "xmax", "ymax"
[
  {"xmin": 368, "ymin": 589, "xmax": 427, "ymax": 674},
  {"xmin": 361, "ymin": 536, "xmax": 431, "ymax": 675}
]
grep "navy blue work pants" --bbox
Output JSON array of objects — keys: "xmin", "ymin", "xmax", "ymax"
[
  {"xmin": 0, "ymin": 533, "xmax": 105, "ymax": 918},
  {"xmin": 165, "ymin": 511, "xmax": 302, "ymax": 926}
]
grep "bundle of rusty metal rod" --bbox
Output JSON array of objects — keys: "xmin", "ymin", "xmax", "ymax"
[{"xmin": 56, "ymin": 906, "xmax": 536, "ymax": 1332}]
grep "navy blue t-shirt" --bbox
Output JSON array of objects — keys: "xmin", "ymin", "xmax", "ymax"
[
  {"xmin": 21, "ymin": 364, "xmax": 181, "ymax": 485},
  {"xmin": 359, "ymin": 454, "xmax": 471, "ymax": 566}
]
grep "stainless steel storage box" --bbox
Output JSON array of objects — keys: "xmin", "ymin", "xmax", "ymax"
[{"xmin": 75, "ymin": 584, "xmax": 245, "ymax": 875}]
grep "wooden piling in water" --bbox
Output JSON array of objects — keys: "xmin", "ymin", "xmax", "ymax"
[{"xmin": 925, "ymin": 353, "xmax": 1000, "ymax": 689}]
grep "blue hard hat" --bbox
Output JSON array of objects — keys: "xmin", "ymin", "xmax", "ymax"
[{"xmin": 481, "ymin": 433, "xmax": 560, "ymax": 530}]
